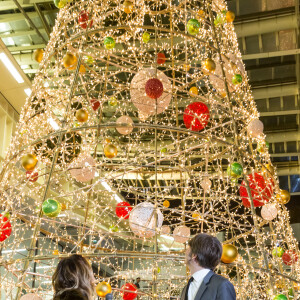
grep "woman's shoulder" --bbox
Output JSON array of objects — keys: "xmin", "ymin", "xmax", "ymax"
[{"xmin": 53, "ymin": 289, "xmax": 88, "ymax": 300}]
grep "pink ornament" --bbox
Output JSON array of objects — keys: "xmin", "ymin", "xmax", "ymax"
[
  {"xmin": 161, "ymin": 225, "xmax": 171, "ymax": 234},
  {"xmin": 116, "ymin": 116, "xmax": 134, "ymax": 135},
  {"xmin": 145, "ymin": 78, "xmax": 163, "ymax": 99},
  {"xmin": 20, "ymin": 294, "xmax": 42, "ymax": 300},
  {"xmin": 183, "ymin": 102, "xmax": 210, "ymax": 131},
  {"xmin": 26, "ymin": 171, "xmax": 39, "ymax": 183},
  {"xmin": 116, "ymin": 202, "xmax": 132, "ymax": 219},
  {"xmin": 282, "ymin": 250, "xmax": 298, "ymax": 266},
  {"xmin": 90, "ymin": 98, "xmax": 100, "ymax": 111},
  {"xmin": 240, "ymin": 173, "xmax": 274, "ymax": 208},
  {"xmin": 247, "ymin": 119, "xmax": 264, "ymax": 138},
  {"xmin": 201, "ymin": 178, "xmax": 211, "ymax": 193},
  {"xmin": 130, "ymin": 69, "xmax": 171, "ymax": 116},
  {"xmin": 173, "ymin": 225, "xmax": 190, "ymax": 243},
  {"xmin": 261, "ymin": 203, "xmax": 278, "ymax": 221},
  {"xmin": 69, "ymin": 156, "xmax": 96, "ymax": 183},
  {"xmin": 121, "ymin": 283, "xmax": 137, "ymax": 300}
]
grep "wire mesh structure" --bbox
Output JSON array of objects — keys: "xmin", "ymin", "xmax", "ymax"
[{"xmin": 0, "ymin": 0, "xmax": 299, "ymax": 299}]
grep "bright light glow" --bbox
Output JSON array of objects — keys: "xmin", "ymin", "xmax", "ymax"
[
  {"xmin": 160, "ymin": 234, "xmax": 174, "ymax": 241},
  {"xmin": 57, "ymin": 214, "xmax": 66, "ymax": 217},
  {"xmin": 47, "ymin": 118, "xmax": 60, "ymax": 130},
  {"xmin": 24, "ymin": 88, "xmax": 32, "ymax": 96},
  {"xmin": 101, "ymin": 181, "xmax": 112, "ymax": 192},
  {"xmin": 44, "ymin": 82, "xmax": 49, "ymax": 87},
  {"xmin": 0, "ymin": 53, "xmax": 24, "ymax": 83},
  {"xmin": 114, "ymin": 194, "xmax": 123, "ymax": 203},
  {"xmin": 36, "ymin": 265, "xmax": 52, "ymax": 269},
  {"xmin": 2, "ymin": 248, "xmax": 27, "ymax": 254}
]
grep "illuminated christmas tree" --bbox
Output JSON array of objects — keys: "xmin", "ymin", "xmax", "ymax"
[{"xmin": 0, "ymin": 0, "xmax": 299, "ymax": 299}]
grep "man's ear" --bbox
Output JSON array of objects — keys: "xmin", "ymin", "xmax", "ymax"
[{"xmin": 192, "ymin": 254, "xmax": 197, "ymax": 261}]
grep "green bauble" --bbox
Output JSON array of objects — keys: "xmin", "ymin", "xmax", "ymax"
[
  {"xmin": 288, "ymin": 288, "xmax": 294, "ymax": 298},
  {"xmin": 232, "ymin": 74, "xmax": 243, "ymax": 85},
  {"xmin": 187, "ymin": 19, "xmax": 200, "ymax": 35},
  {"xmin": 42, "ymin": 199, "xmax": 62, "ymax": 218},
  {"xmin": 214, "ymin": 12, "xmax": 226, "ymax": 26},
  {"xmin": 227, "ymin": 162, "xmax": 243, "ymax": 177},
  {"xmin": 142, "ymin": 32, "xmax": 150, "ymax": 43},
  {"xmin": 104, "ymin": 37, "xmax": 115, "ymax": 50},
  {"xmin": 272, "ymin": 247, "xmax": 284, "ymax": 258},
  {"xmin": 274, "ymin": 295, "xmax": 288, "ymax": 300},
  {"xmin": 257, "ymin": 141, "xmax": 269, "ymax": 153},
  {"xmin": 109, "ymin": 225, "xmax": 119, "ymax": 232},
  {"xmin": 161, "ymin": 147, "xmax": 167, "ymax": 153},
  {"xmin": 54, "ymin": 0, "xmax": 67, "ymax": 8},
  {"xmin": 108, "ymin": 96, "xmax": 118, "ymax": 107}
]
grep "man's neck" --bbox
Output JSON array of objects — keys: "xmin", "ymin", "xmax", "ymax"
[{"xmin": 190, "ymin": 265, "xmax": 205, "ymax": 275}]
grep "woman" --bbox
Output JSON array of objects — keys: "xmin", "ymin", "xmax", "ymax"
[{"xmin": 52, "ymin": 254, "xmax": 95, "ymax": 300}]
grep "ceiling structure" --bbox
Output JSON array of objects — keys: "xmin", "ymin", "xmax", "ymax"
[{"xmin": 0, "ymin": 0, "xmax": 299, "ymax": 220}]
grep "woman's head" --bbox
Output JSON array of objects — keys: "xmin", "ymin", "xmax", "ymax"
[{"xmin": 52, "ymin": 254, "xmax": 95, "ymax": 299}]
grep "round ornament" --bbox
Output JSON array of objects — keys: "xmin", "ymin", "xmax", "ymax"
[
  {"xmin": 282, "ymin": 250, "xmax": 298, "ymax": 266},
  {"xmin": 261, "ymin": 203, "xmax": 278, "ymax": 221},
  {"xmin": 276, "ymin": 190, "xmax": 290, "ymax": 205},
  {"xmin": 42, "ymin": 199, "xmax": 62, "ymax": 218},
  {"xmin": 226, "ymin": 11, "xmax": 235, "ymax": 22},
  {"xmin": 201, "ymin": 178, "xmax": 211, "ymax": 193},
  {"xmin": 21, "ymin": 154, "xmax": 38, "ymax": 171},
  {"xmin": 75, "ymin": 109, "xmax": 89, "ymax": 123},
  {"xmin": 121, "ymin": 283, "xmax": 137, "ymax": 300},
  {"xmin": 145, "ymin": 78, "xmax": 163, "ymax": 99},
  {"xmin": 192, "ymin": 212, "xmax": 201, "ymax": 221},
  {"xmin": 214, "ymin": 12, "xmax": 226, "ymax": 26},
  {"xmin": 53, "ymin": 249, "xmax": 59, "ymax": 255},
  {"xmin": 90, "ymin": 98, "xmax": 100, "ymax": 111},
  {"xmin": 63, "ymin": 53, "xmax": 77, "ymax": 69},
  {"xmin": 116, "ymin": 201, "xmax": 132, "ymax": 219},
  {"xmin": 26, "ymin": 171, "xmax": 39, "ymax": 183},
  {"xmin": 96, "ymin": 282, "xmax": 112, "ymax": 297},
  {"xmin": 123, "ymin": 1, "xmax": 134, "ymax": 14},
  {"xmin": 221, "ymin": 244, "xmax": 238, "ymax": 264},
  {"xmin": 173, "ymin": 225, "xmax": 190, "ymax": 243},
  {"xmin": 78, "ymin": 11, "xmax": 93, "ymax": 29},
  {"xmin": 257, "ymin": 141, "xmax": 269, "ymax": 153},
  {"xmin": 183, "ymin": 102, "xmax": 210, "ymax": 131},
  {"xmin": 189, "ymin": 86, "xmax": 198, "ymax": 97},
  {"xmin": 116, "ymin": 116, "xmax": 134, "ymax": 135},
  {"xmin": 0, "ymin": 214, "xmax": 12, "ymax": 242},
  {"xmin": 61, "ymin": 203, "xmax": 67, "ymax": 211},
  {"xmin": 104, "ymin": 143, "xmax": 117, "ymax": 159},
  {"xmin": 202, "ymin": 58, "xmax": 216, "ymax": 72},
  {"xmin": 54, "ymin": 0, "xmax": 67, "ymax": 8},
  {"xmin": 232, "ymin": 74, "xmax": 242, "ymax": 85},
  {"xmin": 104, "ymin": 37, "xmax": 115, "ymax": 50},
  {"xmin": 129, "ymin": 202, "xmax": 163, "ymax": 238},
  {"xmin": 33, "ymin": 49, "xmax": 44, "ymax": 63},
  {"xmin": 160, "ymin": 225, "xmax": 171, "ymax": 234},
  {"xmin": 261, "ymin": 164, "xmax": 275, "ymax": 178},
  {"xmin": 274, "ymin": 295, "xmax": 288, "ymax": 300},
  {"xmin": 109, "ymin": 96, "xmax": 118, "ymax": 107},
  {"xmin": 272, "ymin": 247, "xmax": 284, "ymax": 258},
  {"xmin": 142, "ymin": 32, "xmax": 150, "ymax": 43},
  {"xmin": 187, "ymin": 19, "xmax": 200, "ymax": 35},
  {"xmin": 239, "ymin": 173, "xmax": 274, "ymax": 207},
  {"xmin": 161, "ymin": 147, "xmax": 167, "ymax": 154},
  {"xmin": 109, "ymin": 225, "xmax": 119, "ymax": 232},
  {"xmin": 20, "ymin": 294, "xmax": 42, "ymax": 300},
  {"xmin": 130, "ymin": 69, "xmax": 171, "ymax": 116},
  {"xmin": 227, "ymin": 162, "xmax": 243, "ymax": 178},
  {"xmin": 79, "ymin": 65, "xmax": 86, "ymax": 73},
  {"xmin": 157, "ymin": 52, "xmax": 166, "ymax": 65},
  {"xmin": 69, "ymin": 156, "xmax": 96, "ymax": 183},
  {"xmin": 163, "ymin": 200, "xmax": 170, "ymax": 208},
  {"xmin": 247, "ymin": 119, "xmax": 264, "ymax": 138}
]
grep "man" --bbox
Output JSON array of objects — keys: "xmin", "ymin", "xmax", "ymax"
[
  {"xmin": 181, "ymin": 233, "xmax": 236, "ymax": 300},
  {"xmin": 135, "ymin": 277, "xmax": 141, "ymax": 289}
]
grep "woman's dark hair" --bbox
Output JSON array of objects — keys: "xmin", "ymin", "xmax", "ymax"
[
  {"xmin": 52, "ymin": 254, "xmax": 95, "ymax": 300},
  {"xmin": 188, "ymin": 233, "xmax": 222, "ymax": 270},
  {"xmin": 53, "ymin": 289, "xmax": 88, "ymax": 300}
]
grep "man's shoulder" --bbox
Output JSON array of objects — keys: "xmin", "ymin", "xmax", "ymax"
[{"xmin": 210, "ymin": 273, "xmax": 233, "ymax": 285}]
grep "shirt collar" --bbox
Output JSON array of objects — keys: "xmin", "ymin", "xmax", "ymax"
[{"xmin": 192, "ymin": 269, "xmax": 211, "ymax": 282}]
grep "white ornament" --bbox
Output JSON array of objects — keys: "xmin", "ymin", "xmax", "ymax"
[
  {"xmin": 173, "ymin": 225, "xmax": 190, "ymax": 243},
  {"xmin": 247, "ymin": 119, "xmax": 264, "ymax": 138},
  {"xmin": 201, "ymin": 178, "xmax": 212, "ymax": 193},
  {"xmin": 129, "ymin": 202, "xmax": 163, "ymax": 238},
  {"xmin": 130, "ymin": 68, "xmax": 171, "ymax": 116},
  {"xmin": 160, "ymin": 225, "xmax": 171, "ymax": 235},
  {"xmin": 116, "ymin": 115, "xmax": 133, "ymax": 135},
  {"xmin": 261, "ymin": 203, "xmax": 278, "ymax": 221},
  {"xmin": 20, "ymin": 294, "xmax": 42, "ymax": 300},
  {"xmin": 69, "ymin": 156, "xmax": 96, "ymax": 182}
]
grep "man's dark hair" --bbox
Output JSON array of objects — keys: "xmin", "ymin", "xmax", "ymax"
[
  {"xmin": 53, "ymin": 289, "xmax": 88, "ymax": 300},
  {"xmin": 136, "ymin": 277, "xmax": 140, "ymax": 280},
  {"xmin": 188, "ymin": 233, "xmax": 222, "ymax": 270}
]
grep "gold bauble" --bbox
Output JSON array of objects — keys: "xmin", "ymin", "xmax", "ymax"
[
  {"xmin": 197, "ymin": 10, "xmax": 205, "ymax": 18},
  {"xmin": 53, "ymin": 250, "xmax": 59, "ymax": 255},
  {"xmin": 182, "ymin": 64, "xmax": 190, "ymax": 72},
  {"xmin": 226, "ymin": 11, "xmax": 235, "ymax": 23},
  {"xmin": 261, "ymin": 163, "xmax": 275, "ymax": 177},
  {"xmin": 75, "ymin": 109, "xmax": 89, "ymax": 123},
  {"xmin": 104, "ymin": 144, "xmax": 117, "ymax": 159},
  {"xmin": 192, "ymin": 212, "xmax": 201, "ymax": 221},
  {"xmin": 163, "ymin": 200, "xmax": 170, "ymax": 208},
  {"xmin": 63, "ymin": 53, "xmax": 77, "ymax": 69},
  {"xmin": 21, "ymin": 154, "xmax": 38, "ymax": 171},
  {"xmin": 96, "ymin": 282, "xmax": 112, "ymax": 297},
  {"xmin": 203, "ymin": 58, "xmax": 216, "ymax": 72},
  {"xmin": 123, "ymin": 0, "xmax": 134, "ymax": 14},
  {"xmin": 79, "ymin": 64, "xmax": 86, "ymax": 73},
  {"xmin": 189, "ymin": 86, "xmax": 198, "ymax": 97},
  {"xmin": 221, "ymin": 244, "xmax": 238, "ymax": 264},
  {"xmin": 61, "ymin": 203, "xmax": 67, "ymax": 211},
  {"xmin": 33, "ymin": 48, "xmax": 44, "ymax": 63},
  {"xmin": 276, "ymin": 189, "xmax": 290, "ymax": 205}
]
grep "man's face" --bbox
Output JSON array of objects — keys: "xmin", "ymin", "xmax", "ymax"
[
  {"xmin": 185, "ymin": 246, "xmax": 193, "ymax": 266},
  {"xmin": 137, "ymin": 278, "xmax": 140, "ymax": 283}
]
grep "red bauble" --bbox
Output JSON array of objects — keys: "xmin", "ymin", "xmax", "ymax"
[
  {"xmin": 282, "ymin": 250, "xmax": 298, "ymax": 266},
  {"xmin": 0, "ymin": 215, "xmax": 12, "ymax": 242},
  {"xmin": 183, "ymin": 102, "xmax": 210, "ymax": 131},
  {"xmin": 78, "ymin": 11, "xmax": 93, "ymax": 29},
  {"xmin": 90, "ymin": 98, "xmax": 100, "ymax": 111},
  {"xmin": 240, "ymin": 173, "xmax": 274, "ymax": 208},
  {"xmin": 26, "ymin": 171, "xmax": 39, "ymax": 183},
  {"xmin": 157, "ymin": 52, "xmax": 166, "ymax": 65},
  {"xmin": 115, "ymin": 202, "xmax": 132, "ymax": 219},
  {"xmin": 145, "ymin": 78, "xmax": 163, "ymax": 99},
  {"xmin": 121, "ymin": 283, "xmax": 137, "ymax": 300}
]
